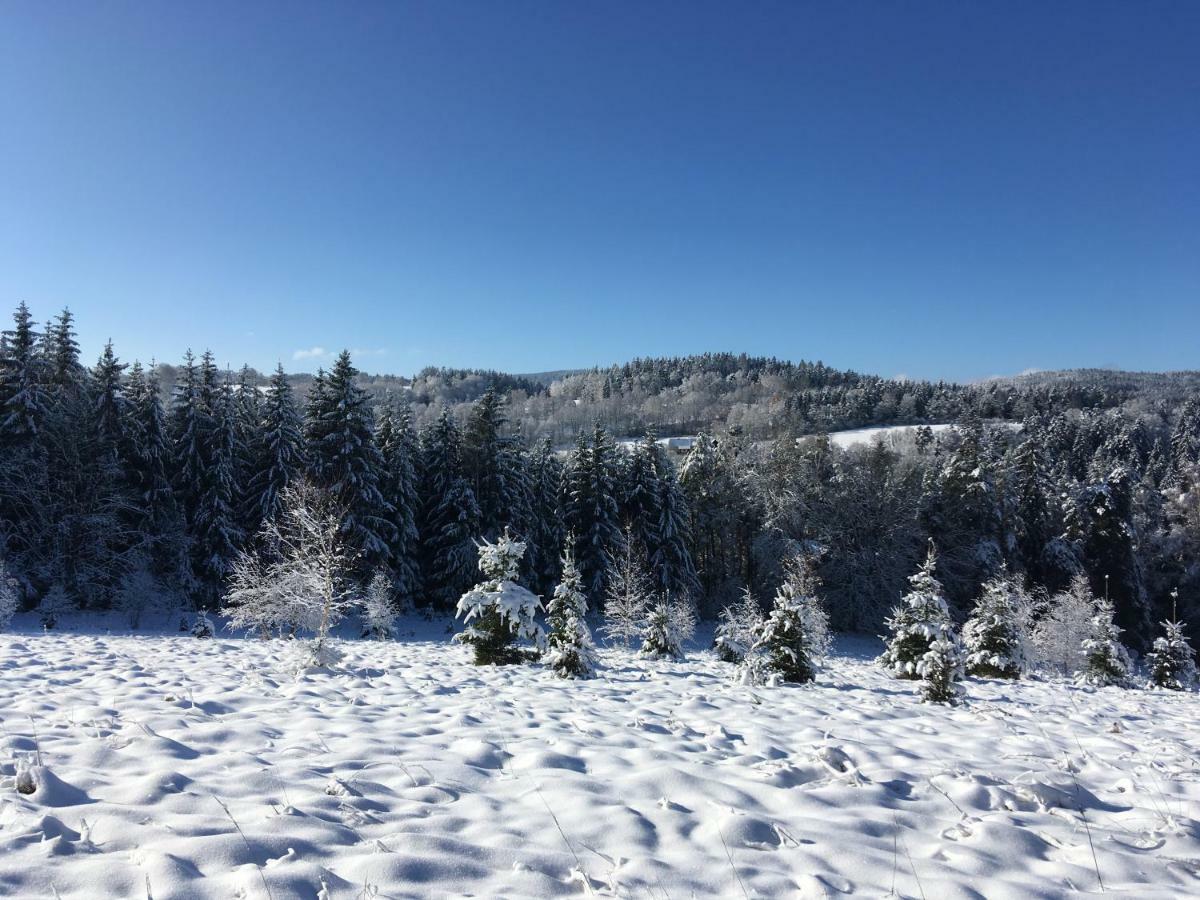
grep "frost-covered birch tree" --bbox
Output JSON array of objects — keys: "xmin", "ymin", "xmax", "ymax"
[
  {"xmin": 224, "ymin": 479, "xmax": 355, "ymax": 669},
  {"xmin": 601, "ymin": 532, "xmax": 652, "ymax": 648}
]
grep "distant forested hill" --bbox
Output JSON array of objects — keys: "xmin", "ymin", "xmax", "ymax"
[{"xmin": 153, "ymin": 353, "xmax": 1197, "ymax": 444}]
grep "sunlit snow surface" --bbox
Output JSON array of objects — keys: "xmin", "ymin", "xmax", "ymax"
[
  {"xmin": 1, "ymin": 617, "xmax": 1197, "ymax": 898},
  {"xmin": 824, "ymin": 423, "xmax": 958, "ymax": 449}
]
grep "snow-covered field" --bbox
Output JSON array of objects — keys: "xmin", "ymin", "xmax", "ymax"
[
  {"xmin": 824, "ymin": 423, "xmax": 957, "ymax": 450},
  {"xmin": 2, "ymin": 619, "xmax": 1198, "ymax": 899},
  {"xmin": 614, "ymin": 423, "xmax": 980, "ymax": 455}
]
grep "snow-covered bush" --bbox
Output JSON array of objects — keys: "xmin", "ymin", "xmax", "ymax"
[
  {"xmin": 38, "ymin": 584, "xmax": 69, "ymax": 631},
  {"xmin": 281, "ymin": 632, "xmax": 344, "ymax": 673},
  {"xmin": 878, "ymin": 545, "xmax": 956, "ymax": 679},
  {"xmin": 1147, "ymin": 615, "xmax": 1198, "ymax": 691},
  {"xmin": 745, "ymin": 554, "xmax": 831, "ymax": 684},
  {"xmin": 455, "ymin": 529, "xmax": 544, "ymax": 665},
  {"xmin": 224, "ymin": 480, "xmax": 355, "ymax": 668},
  {"xmin": 543, "ymin": 548, "xmax": 597, "ymax": 678},
  {"xmin": 733, "ymin": 644, "xmax": 774, "ymax": 687},
  {"xmin": 640, "ymin": 594, "xmax": 696, "ymax": 659},
  {"xmin": 190, "ymin": 610, "xmax": 215, "ymax": 639},
  {"xmin": 714, "ymin": 589, "xmax": 763, "ymax": 663},
  {"xmin": 601, "ymin": 537, "xmax": 652, "ymax": 648},
  {"xmin": 1030, "ymin": 575, "xmax": 1095, "ymax": 676},
  {"xmin": 919, "ymin": 635, "xmax": 965, "ymax": 704},
  {"xmin": 361, "ymin": 570, "xmax": 397, "ymax": 640},
  {"xmin": 1077, "ymin": 592, "xmax": 1132, "ymax": 687},
  {"xmin": 115, "ymin": 565, "xmax": 168, "ymax": 630},
  {"xmin": 0, "ymin": 560, "xmax": 18, "ymax": 630},
  {"xmin": 962, "ymin": 571, "xmax": 1032, "ymax": 679}
]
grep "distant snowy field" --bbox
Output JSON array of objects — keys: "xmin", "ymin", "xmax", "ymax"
[
  {"xmin": 2, "ymin": 618, "xmax": 1198, "ymax": 899},
  {"xmin": 824, "ymin": 423, "xmax": 958, "ymax": 449},
  {"xmin": 616, "ymin": 423, "xmax": 979, "ymax": 455}
]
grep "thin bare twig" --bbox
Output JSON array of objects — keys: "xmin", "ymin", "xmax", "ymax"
[
  {"xmin": 716, "ymin": 822, "xmax": 751, "ymax": 900},
  {"xmin": 212, "ymin": 795, "xmax": 274, "ymax": 900}
]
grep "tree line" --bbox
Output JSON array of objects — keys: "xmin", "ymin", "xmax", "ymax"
[{"xmin": 1, "ymin": 302, "xmax": 1198, "ymax": 650}]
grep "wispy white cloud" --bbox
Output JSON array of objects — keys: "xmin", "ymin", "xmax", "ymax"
[{"xmin": 292, "ymin": 346, "xmax": 329, "ymax": 361}]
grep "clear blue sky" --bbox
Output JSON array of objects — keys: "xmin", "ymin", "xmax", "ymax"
[{"xmin": 2, "ymin": 2, "xmax": 1197, "ymax": 381}]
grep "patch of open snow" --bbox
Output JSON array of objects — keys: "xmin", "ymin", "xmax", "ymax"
[
  {"xmin": 0, "ymin": 619, "xmax": 1196, "ymax": 898},
  {"xmin": 611, "ymin": 422, "xmax": 1022, "ymax": 456},
  {"xmin": 824, "ymin": 422, "xmax": 958, "ymax": 449}
]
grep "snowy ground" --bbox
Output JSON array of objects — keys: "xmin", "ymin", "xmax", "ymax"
[
  {"xmin": 824, "ymin": 423, "xmax": 957, "ymax": 450},
  {"xmin": 613, "ymin": 423, "xmax": 979, "ymax": 456},
  {"xmin": 2, "ymin": 617, "xmax": 1198, "ymax": 899}
]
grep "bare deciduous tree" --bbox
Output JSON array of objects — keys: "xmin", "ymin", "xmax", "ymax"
[{"xmin": 224, "ymin": 479, "xmax": 356, "ymax": 669}]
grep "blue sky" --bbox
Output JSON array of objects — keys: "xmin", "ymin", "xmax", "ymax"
[{"xmin": 2, "ymin": 2, "xmax": 1197, "ymax": 381}]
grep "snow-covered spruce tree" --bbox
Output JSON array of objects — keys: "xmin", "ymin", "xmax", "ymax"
[
  {"xmin": 1147, "ymin": 609, "xmax": 1198, "ymax": 691},
  {"xmin": 169, "ymin": 349, "xmax": 206, "ymax": 521},
  {"xmin": 361, "ymin": 569, "xmax": 397, "ymax": 640},
  {"xmin": 224, "ymin": 479, "xmax": 355, "ymax": 669},
  {"xmin": 920, "ymin": 417, "xmax": 1002, "ymax": 605},
  {"xmin": 0, "ymin": 559, "xmax": 18, "ymax": 630},
  {"xmin": 0, "ymin": 302, "xmax": 45, "ymax": 449},
  {"xmin": 543, "ymin": 546, "xmax": 597, "ymax": 678},
  {"xmin": 640, "ymin": 593, "xmax": 697, "ymax": 660},
  {"xmin": 305, "ymin": 351, "xmax": 396, "ymax": 581},
  {"xmin": 1079, "ymin": 466, "xmax": 1151, "ymax": 643},
  {"xmin": 190, "ymin": 610, "xmax": 215, "ymax": 638},
  {"xmin": 562, "ymin": 425, "xmax": 623, "ymax": 604},
  {"xmin": 962, "ymin": 570, "xmax": 1031, "ymax": 679},
  {"xmin": 169, "ymin": 352, "xmax": 244, "ymax": 607},
  {"xmin": 123, "ymin": 362, "xmax": 188, "ymax": 589},
  {"xmin": 43, "ymin": 307, "xmax": 83, "ymax": 391},
  {"xmin": 650, "ymin": 440, "xmax": 699, "ymax": 602},
  {"xmin": 878, "ymin": 544, "xmax": 956, "ymax": 679},
  {"xmin": 1077, "ymin": 591, "xmax": 1132, "ymax": 687},
  {"xmin": 918, "ymin": 635, "xmax": 966, "ymax": 704},
  {"xmin": 619, "ymin": 431, "xmax": 663, "ymax": 570},
  {"xmin": 546, "ymin": 543, "xmax": 582, "ymax": 637},
  {"xmin": 92, "ymin": 340, "xmax": 126, "ymax": 465},
  {"xmin": 192, "ymin": 372, "xmax": 244, "ymax": 605},
  {"xmin": 640, "ymin": 600, "xmax": 677, "ymax": 659},
  {"xmin": 232, "ymin": 365, "xmax": 263, "ymax": 539},
  {"xmin": 246, "ymin": 363, "xmax": 305, "ymax": 531},
  {"xmin": 714, "ymin": 588, "xmax": 763, "ymax": 663},
  {"xmin": 749, "ymin": 554, "xmax": 832, "ymax": 684},
  {"xmin": 463, "ymin": 387, "xmax": 532, "ymax": 543},
  {"xmin": 376, "ymin": 404, "xmax": 421, "ymax": 609},
  {"xmin": 454, "ymin": 529, "xmax": 544, "ymax": 665},
  {"xmin": 526, "ymin": 436, "xmax": 565, "ymax": 598},
  {"xmin": 418, "ymin": 408, "xmax": 482, "ymax": 609},
  {"xmin": 525, "ymin": 436, "xmax": 561, "ymax": 600},
  {"xmin": 600, "ymin": 531, "xmax": 651, "ymax": 648}
]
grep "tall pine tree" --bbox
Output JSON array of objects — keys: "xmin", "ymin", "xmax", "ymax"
[
  {"xmin": 0, "ymin": 302, "xmax": 44, "ymax": 448},
  {"xmin": 246, "ymin": 363, "xmax": 305, "ymax": 532},
  {"xmin": 526, "ymin": 436, "xmax": 564, "ymax": 596},
  {"xmin": 562, "ymin": 424, "xmax": 623, "ymax": 604},
  {"xmin": 377, "ymin": 402, "xmax": 421, "ymax": 607},
  {"xmin": 419, "ymin": 407, "xmax": 481, "ymax": 609},
  {"xmin": 305, "ymin": 351, "xmax": 396, "ymax": 580}
]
